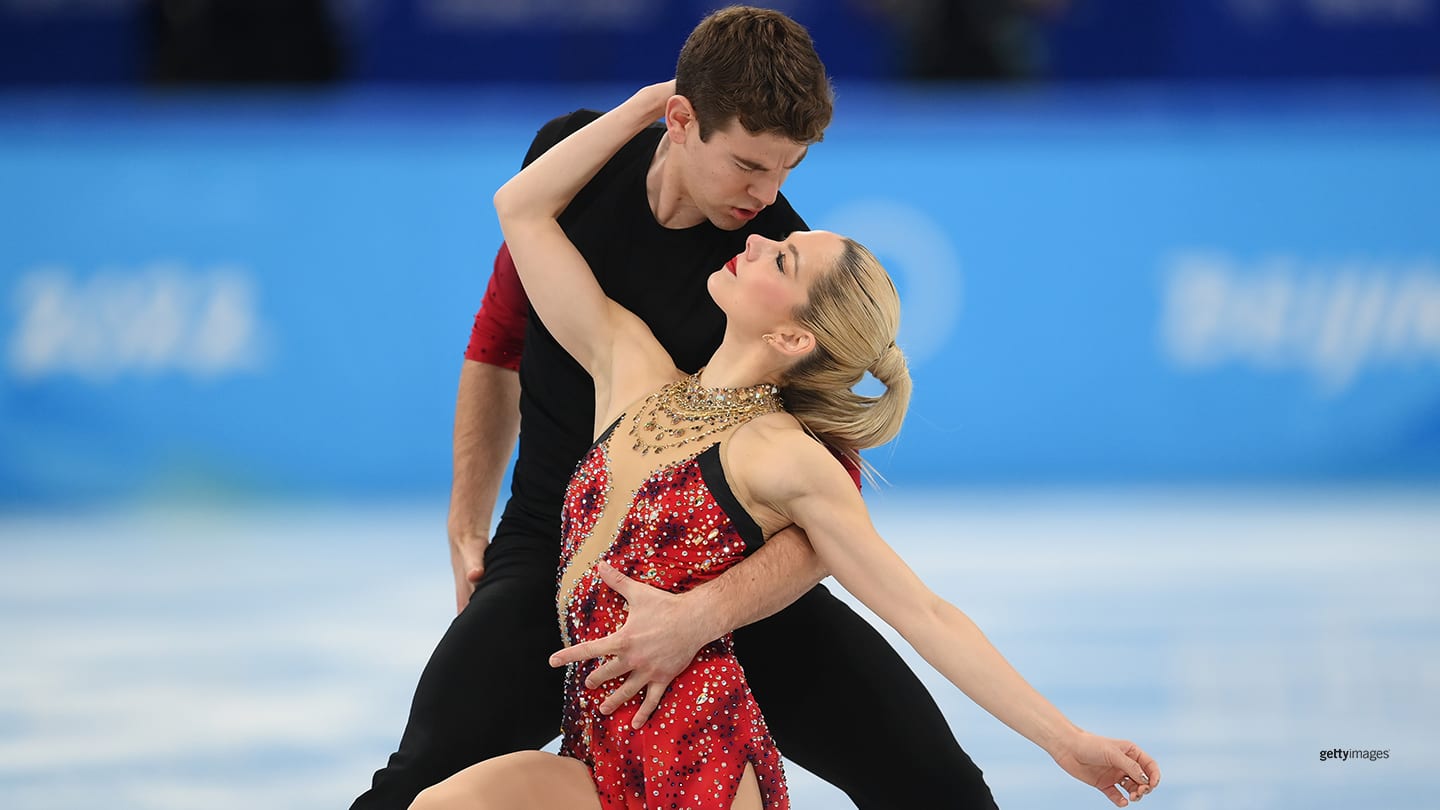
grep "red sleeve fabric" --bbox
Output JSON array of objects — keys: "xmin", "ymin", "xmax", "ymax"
[
  {"xmin": 828, "ymin": 445, "xmax": 864, "ymax": 491},
  {"xmin": 463, "ymin": 111, "xmax": 597, "ymax": 370},
  {"xmin": 464, "ymin": 241, "xmax": 529, "ymax": 371}
]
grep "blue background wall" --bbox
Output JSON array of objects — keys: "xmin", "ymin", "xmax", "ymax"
[
  {"xmin": 3, "ymin": 85, "xmax": 1438, "ymax": 504},
  {"xmin": 5, "ymin": 0, "xmax": 1440, "ymax": 85}
]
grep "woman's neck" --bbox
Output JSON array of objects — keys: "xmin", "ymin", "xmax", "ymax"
[{"xmin": 699, "ymin": 338, "xmax": 786, "ymax": 391}]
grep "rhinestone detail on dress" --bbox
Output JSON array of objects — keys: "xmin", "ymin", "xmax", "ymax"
[{"xmin": 556, "ymin": 437, "xmax": 788, "ymax": 809}]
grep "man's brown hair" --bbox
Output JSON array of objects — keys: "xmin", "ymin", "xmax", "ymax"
[{"xmin": 675, "ymin": 6, "xmax": 833, "ymax": 144}]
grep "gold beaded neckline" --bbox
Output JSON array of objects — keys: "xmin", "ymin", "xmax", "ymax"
[{"xmin": 628, "ymin": 372, "xmax": 783, "ymax": 456}]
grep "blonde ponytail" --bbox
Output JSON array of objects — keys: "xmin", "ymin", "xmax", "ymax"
[{"xmin": 781, "ymin": 239, "xmax": 912, "ymax": 459}]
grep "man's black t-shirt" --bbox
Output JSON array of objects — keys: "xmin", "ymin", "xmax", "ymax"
[{"xmin": 496, "ymin": 110, "xmax": 808, "ymax": 548}]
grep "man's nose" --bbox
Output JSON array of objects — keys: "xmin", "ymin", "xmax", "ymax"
[{"xmin": 749, "ymin": 175, "xmax": 780, "ymax": 207}]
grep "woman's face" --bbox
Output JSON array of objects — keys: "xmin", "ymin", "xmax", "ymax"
[{"xmin": 708, "ymin": 230, "xmax": 845, "ymax": 335}]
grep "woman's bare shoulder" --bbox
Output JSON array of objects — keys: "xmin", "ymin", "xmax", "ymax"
[
  {"xmin": 729, "ymin": 411, "xmax": 810, "ymax": 453},
  {"xmin": 728, "ymin": 414, "xmax": 847, "ymax": 497}
]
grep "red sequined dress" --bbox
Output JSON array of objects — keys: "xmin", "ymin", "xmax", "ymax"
[{"xmin": 557, "ymin": 420, "xmax": 789, "ymax": 809}]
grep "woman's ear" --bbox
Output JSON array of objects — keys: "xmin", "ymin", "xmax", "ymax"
[
  {"xmin": 765, "ymin": 327, "xmax": 815, "ymax": 359},
  {"xmin": 665, "ymin": 95, "xmax": 695, "ymax": 144}
]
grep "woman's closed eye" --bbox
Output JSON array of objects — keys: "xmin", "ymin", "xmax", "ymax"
[{"xmin": 775, "ymin": 251, "xmax": 786, "ymax": 274}]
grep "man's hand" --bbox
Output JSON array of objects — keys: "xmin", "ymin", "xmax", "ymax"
[
  {"xmin": 548, "ymin": 561, "xmax": 715, "ymax": 729},
  {"xmin": 449, "ymin": 530, "xmax": 487, "ymax": 615}
]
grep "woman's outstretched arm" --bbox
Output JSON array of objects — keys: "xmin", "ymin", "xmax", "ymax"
[
  {"xmin": 752, "ymin": 431, "xmax": 1162, "ymax": 808},
  {"xmin": 491, "ymin": 81, "xmax": 675, "ymax": 379}
]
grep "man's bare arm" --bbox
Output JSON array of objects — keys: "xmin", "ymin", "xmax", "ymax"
[
  {"xmin": 549, "ymin": 524, "xmax": 825, "ymax": 726},
  {"xmin": 448, "ymin": 359, "xmax": 520, "ymax": 614},
  {"xmin": 682, "ymin": 525, "xmax": 824, "ymax": 638}
]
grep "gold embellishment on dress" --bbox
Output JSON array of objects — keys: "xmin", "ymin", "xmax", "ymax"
[{"xmin": 628, "ymin": 372, "xmax": 783, "ymax": 455}]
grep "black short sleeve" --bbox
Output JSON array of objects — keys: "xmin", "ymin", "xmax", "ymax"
[{"xmin": 522, "ymin": 109, "xmax": 604, "ymax": 169}]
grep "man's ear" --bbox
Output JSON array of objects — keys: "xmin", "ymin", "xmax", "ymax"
[
  {"xmin": 766, "ymin": 327, "xmax": 815, "ymax": 359},
  {"xmin": 665, "ymin": 95, "xmax": 696, "ymax": 144}
]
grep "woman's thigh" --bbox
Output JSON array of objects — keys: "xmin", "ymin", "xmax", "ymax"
[{"xmin": 409, "ymin": 751, "xmax": 600, "ymax": 810}]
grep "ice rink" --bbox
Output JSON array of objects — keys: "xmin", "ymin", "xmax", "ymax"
[{"xmin": 3, "ymin": 488, "xmax": 1436, "ymax": 809}]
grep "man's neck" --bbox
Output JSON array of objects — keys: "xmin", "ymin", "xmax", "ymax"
[{"xmin": 646, "ymin": 137, "xmax": 708, "ymax": 230}]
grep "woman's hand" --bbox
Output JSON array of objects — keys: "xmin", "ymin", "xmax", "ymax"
[
  {"xmin": 633, "ymin": 80, "xmax": 677, "ymax": 119},
  {"xmin": 493, "ymin": 78, "xmax": 684, "ymax": 381},
  {"xmin": 1051, "ymin": 730, "xmax": 1161, "ymax": 806}
]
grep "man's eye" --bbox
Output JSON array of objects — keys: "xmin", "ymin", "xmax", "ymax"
[{"xmin": 775, "ymin": 253, "xmax": 786, "ymax": 273}]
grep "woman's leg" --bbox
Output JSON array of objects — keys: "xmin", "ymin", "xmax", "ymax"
[
  {"xmin": 732, "ymin": 763, "xmax": 763, "ymax": 810},
  {"xmin": 408, "ymin": 751, "xmax": 600, "ymax": 810}
]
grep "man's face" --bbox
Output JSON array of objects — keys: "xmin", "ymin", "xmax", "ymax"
[{"xmin": 678, "ymin": 117, "xmax": 810, "ymax": 231}]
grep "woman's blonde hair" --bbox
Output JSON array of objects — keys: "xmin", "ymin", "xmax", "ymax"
[{"xmin": 781, "ymin": 238, "xmax": 911, "ymax": 462}]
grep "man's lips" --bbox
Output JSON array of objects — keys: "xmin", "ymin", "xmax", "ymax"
[{"xmin": 732, "ymin": 207, "xmax": 758, "ymax": 221}]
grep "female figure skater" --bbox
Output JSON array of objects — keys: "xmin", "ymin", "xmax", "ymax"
[{"xmin": 411, "ymin": 82, "xmax": 1161, "ymax": 810}]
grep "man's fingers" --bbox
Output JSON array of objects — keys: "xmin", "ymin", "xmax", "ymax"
[
  {"xmin": 594, "ymin": 561, "xmax": 636, "ymax": 598},
  {"xmin": 584, "ymin": 656, "xmax": 632, "ymax": 688},
  {"xmin": 466, "ymin": 565, "xmax": 484, "ymax": 584},
  {"xmin": 600, "ymin": 678, "xmax": 645, "ymax": 714},
  {"xmin": 549, "ymin": 638, "xmax": 615, "ymax": 668},
  {"xmin": 630, "ymin": 682, "xmax": 667, "ymax": 729}
]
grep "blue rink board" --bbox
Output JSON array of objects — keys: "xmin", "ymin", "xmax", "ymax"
[{"xmin": 1, "ymin": 85, "xmax": 1439, "ymax": 504}]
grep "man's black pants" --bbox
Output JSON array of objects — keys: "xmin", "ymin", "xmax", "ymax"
[{"xmin": 351, "ymin": 536, "xmax": 999, "ymax": 809}]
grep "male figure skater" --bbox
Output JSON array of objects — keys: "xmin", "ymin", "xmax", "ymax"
[{"xmin": 353, "ymin": 8, "xmax": 998, "ymax": 809}]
